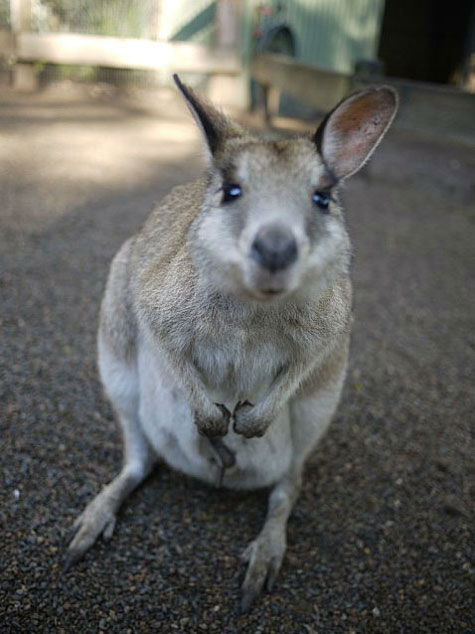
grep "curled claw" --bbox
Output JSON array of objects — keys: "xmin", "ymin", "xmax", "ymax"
[
  {"xmin": 62, "ymin": 550, "xmax": 79, "ymax": 573},
  {"xmin": 215, "ymin": 402, "xmax": 232, "ymax": 420},
  {"xmin": 195, "ymin": 403, "xmax": 231, "ymax": 437},
  {"xmin": 233, "ymin": 400, "xmax": 254, "ymax": 415},
  {"xmin": 233, "ymin": 400, "xmax": 270, "ymax": 438}
]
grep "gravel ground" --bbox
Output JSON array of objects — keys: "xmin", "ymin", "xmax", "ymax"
[{"xmin": 1, "ymin": 83, "xmax": 474, "ymax": 634}]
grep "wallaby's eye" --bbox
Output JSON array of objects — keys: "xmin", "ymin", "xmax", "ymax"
[
  {"xmin": 312, "ymin": 191, "xmax": 331, "ymax": 212},
  {"xmin": 222, "ymin": 183, "xmax": 242, "ymax": 204}
]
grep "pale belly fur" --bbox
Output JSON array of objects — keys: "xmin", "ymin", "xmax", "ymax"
[
  {"xmin": 135, "ymin": 337, "xmax": 293, "ymax": 490},
  {"xmin": 106, "ymin": 330, "xmax": 292, "ymax": 489}
]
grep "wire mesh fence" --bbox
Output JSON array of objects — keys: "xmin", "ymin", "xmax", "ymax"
[
  {"xmin": 0, "ymin": 0, "xmax": 218, "ymax": 88},
  {"xmin": 30, "ymin": 0, "xmax": 161, "ymax": 38},
  {"xmin": 0, "ymin": 0, "xmax": 216, "ymax": 41},
  {"xmin": 0, "ymin": 0, "xmax": 10, "ymax": 28}
]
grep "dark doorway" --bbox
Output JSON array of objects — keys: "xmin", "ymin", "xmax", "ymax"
[{"xmin": 378, "ymin": 0, "xmax": 475, "ymax": 84}]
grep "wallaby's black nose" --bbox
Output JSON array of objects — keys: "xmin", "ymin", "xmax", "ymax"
[{"xmin": 250, "ymin": 225, "xmax": 298, "ymax": 273}]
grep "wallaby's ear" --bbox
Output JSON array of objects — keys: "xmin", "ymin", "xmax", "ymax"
[
  {"xmin": 314, "ymin": 86, "xmax": 398, "ymax": 180},
  {"xmin": 173, "ymin": 74, "xmax": 242, "ymax": 161}
]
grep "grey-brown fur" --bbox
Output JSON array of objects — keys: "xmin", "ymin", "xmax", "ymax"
[{"xmin": 66, "ymin": 76, "xmax": 398, "ymax": 611}]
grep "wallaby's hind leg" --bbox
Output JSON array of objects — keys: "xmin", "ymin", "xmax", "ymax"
[
  {"xmin": 65, "ymin": 333, "xmax": 156, "ymax": 569},
  {"xmin": 65, "ymin": 408, "xmax": 155, "ymax": 569},
  {"xmin": 240, "ymin": 361, "xmax": 346, "ymax": 612},
  {"xmin": 240, "ymin": 466, "xmax": 301, "ymax": 612}
]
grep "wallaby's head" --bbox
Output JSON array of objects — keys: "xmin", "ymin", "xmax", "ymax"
[{"xmin": 174, "ymin": 75, "xmax": 397, "ymax": 302}]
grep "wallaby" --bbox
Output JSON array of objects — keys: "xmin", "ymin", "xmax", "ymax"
[{"xmin": 66, "ymin": 74, "xmax": 398, "ymax": 611}]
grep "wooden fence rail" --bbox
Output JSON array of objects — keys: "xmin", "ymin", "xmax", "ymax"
[
  {"xmin": 250, "ymin": 52, "xmax": 352, "ymax": 116},
  {"xmin": 0, "ymin": 30, "xmax": 240, "ymax": 75},
  {"xmin": 0, "ymin": 22, "xmax": 473, "ymax": 145}
]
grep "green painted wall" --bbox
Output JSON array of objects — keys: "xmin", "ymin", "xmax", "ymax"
[
  {"xmin": 157, "ymin": 0, "xmax": 216, "ymax": 45},
  {"xmin": 253, "ymin": 0, "xmax": 386, "ymax": 74}
]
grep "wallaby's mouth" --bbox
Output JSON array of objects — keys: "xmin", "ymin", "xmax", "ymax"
[
  {"xmin": 260, "ymin": 288, "xmax": 285, "ymax": 297},
  {"xmin": 244, "ymin": 265, "xmax": 297, "ymax": 301},
  {"xmin": 248, "ymin": 284, "xmax": 290, "ymax": 301}
]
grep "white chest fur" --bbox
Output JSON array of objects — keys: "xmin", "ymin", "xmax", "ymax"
[{"xmin": 192, "ymin": 329, "xmax": 286, "ymax": 405}]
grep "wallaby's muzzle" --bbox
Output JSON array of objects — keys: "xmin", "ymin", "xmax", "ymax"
[{"xmin": 250, "ymin": 224, "xmax": 298, "ymax": 273}]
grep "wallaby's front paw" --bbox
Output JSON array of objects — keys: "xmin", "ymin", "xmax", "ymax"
[
  {"xmin": 195, "ymin": 402, "xmax": 231, "ymax": 437},
  {"xmin": 233, "ymin": 401, "xmax": 270, "ymax": 438},
  {"xmin": 64, "ymin": 489, "xmax": 118, "ymax": 571},
  {"xmin": 240, "ymin": 529, "xmax": 286, "ymax": 613}
]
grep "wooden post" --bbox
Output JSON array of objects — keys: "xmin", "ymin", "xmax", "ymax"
[
  {"xmin": 11, "ymin": 0, "xmax": 38, "ymax": 90},
  {"xmin": 216, "ymin": 0, "xmax": 239, "ymax": 50},
  {"xmin": 10, "ymin": 0, "xmax": 31, "ymax": 32},
  {"xmin": 210, "ymin": 0, "xmax": 247, "ymax": 109},
  {"xmin": 263, "ymin": 85, "xmax": 282, "ymax": 126}
]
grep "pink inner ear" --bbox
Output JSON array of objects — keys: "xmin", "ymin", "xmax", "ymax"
[{"xmin": 324, "ymin": 89, "xmax": 396, "ymax": 179}]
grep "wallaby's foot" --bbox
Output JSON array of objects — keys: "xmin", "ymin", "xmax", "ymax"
[
  {"xmin": 64, "ymin": 465, "xmax": 152, "ymax": 570},
  {"xmin": 240, "ymin": 528, "xmax": 286, "ymax": 612},
  {"xmin": 64, "ymin": 485, "xmax": 120, "ymax": 570}
]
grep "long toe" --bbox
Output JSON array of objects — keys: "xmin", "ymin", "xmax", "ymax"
[
  {"xmin": 239, "ymin": 534, "xmax": 285, "ymax": 612},
  {"xmin": 64, "ymin": 494, "xmax": 118, "ymax": 570}
]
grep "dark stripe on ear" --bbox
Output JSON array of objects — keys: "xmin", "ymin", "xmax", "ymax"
[
  {"xmin": 173, "ymin": 73, "xmax": 220, "ymax": 155},
  {"xmin": 313, "ymin": 109, "xmax": 332, "ymax": 156},
  {"xmin": 313, "ymin": 107, "xmax": 340, "ymax": 186},
  {"xmin": 312, "ymin": 127, "xmax": 338, "ymax": 188}
]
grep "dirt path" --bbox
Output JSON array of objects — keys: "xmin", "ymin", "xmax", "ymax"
[{"xmin": 1, "ymin": 83, "xmax": 474, "ymax": 633}]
